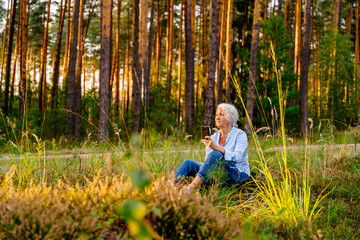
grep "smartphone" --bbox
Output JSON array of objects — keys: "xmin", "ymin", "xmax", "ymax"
[{"xmin": 201, "ymin": 125, "xmax": 211, "ymax": 139}]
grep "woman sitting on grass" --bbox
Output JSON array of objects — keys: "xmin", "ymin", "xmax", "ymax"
[{"xmin": 174, "ymin": 103, "xmax": 250, "ymax": 192}]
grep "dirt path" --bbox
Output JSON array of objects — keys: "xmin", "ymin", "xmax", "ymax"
[
  {"xmin": 0, "ymin": 143, "xmax": 357, "ymax": 161},
  {"xmin": 266, "ymin": 143, "xmax": 358, "ymax": 152}
]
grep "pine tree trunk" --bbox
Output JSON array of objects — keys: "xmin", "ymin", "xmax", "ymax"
[
  {"xmin": 155, "ymin": 1, "xmax": 163, "ymax": 84},
  {"xmin": 115, "ymin": 0, "xmax": 122, "ymax": 117},
  {"xmin": 241, "ymin": 0, "xmax": 248, "ymax": 46},
  {"xmin": 39, "ymin": 0, "xmax": 51, "ymax": 116},
  {"xmin": 67, "ymin": 0, "xmax": 80, "ymax": 138},
  {"xmin": 356, "ymin": 0, "xmax": 360, "ymax": 108},
  {"xmin": 165, "ymin": 0, "xmax": 174, "ymax": 96},
  {"xmin": 0, "ymin": 1, "xmax": 10, "ymax": 89},
  {"xmin": 3, "ymin": 0, "xmax": 17, "ymax": 116},
  {"xmin": 144, "ymin": 0, "xmax": 155, "ymax": 110},
  {"xmin": 177, "ymin": 0, "xmax": 184, "ymax": 123},
  {"xmin": 139, "ymin": 0, "xmax": 148, "ymax": 103},
  {"xmin": 217, "ymin": 0, "xmax": 225, "ymax": 105},
  {"xmin": 75, "ymin": 0, "xmax": 84, "ymax": 140},
  {"xmin": 125, "ymin": 14, "xmax": 130, "ymax": 115},
  {"xmin": 98, "ymin": 0, "xmax": 112, "ymax": 141},
  {"xmin": 355, "ymin": 0, "xmax": 359, "ymax": 68},
  {"xmin": 300, "ymin": 0, "xmax": 311, "ymax": 136},
  {"xmin": 204, "ymin": 0, "xmax": 219, "ymax": 127},
  {"xmin": 294, "ymin": 0, "xmax": 301, "ymax": 90},
  {"xmin": 139, "ymin": 0, "xmax": 148, "ymax": 69},
  {"xmin": 284, "ymin": 0, "xmax": 289, "ymax": 26},
  {"xmin": 122, "ymin": 57, "xmax": 126, "ymax": 116},
  {"xmin": 244, "ymin": 0, "xmax": 261, "ymax": 134},
  {"xmin": 202, "ymin": 0, "xmax": 209, "ymax": 74},
  {"xmin": 225, "ymin": 0, "xmax": 233, "ymax": 103},
  {"xmin": 277, "ymin": 0, "xmax": 283, "ymax": 16},
  {"xmin": 51, "ymin": 0, "xmax": 67, "ymax": 109},
  {"xmin": 132, "ymin": 0, "xmax": 142, "ymax": 133},
  {"xmin": 345, "ymin": 3, "xmax": 353, "ymax": 35},
  {"xmin": 62, "ymin": 0, "xmax": 72, "ymax": 81},
  {"xmin": 10, "ymin": 29, "xmax": 19, "ymax": 108},
  {"xmin": 333, "ymin": 0, "xmax": 342, "ymax": 30},
  {"xmin": 195, "ymin": 22, "xmax": 201, "ymax": 114},
  {"xmin": 185, "ymin": 0, "xmax": 195, "ymax": 133},
  {"xmin": 264, "ymin": 0, "xmax": 268, "ymax": 20},
  {"xmin": 19, "ymin": 0, "xmax": 28, "ymax": 117}
]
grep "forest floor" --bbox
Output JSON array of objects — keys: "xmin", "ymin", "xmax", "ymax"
[{"xmin": 0, "ymin": 132, "xmax": 359, "ymax": 239}]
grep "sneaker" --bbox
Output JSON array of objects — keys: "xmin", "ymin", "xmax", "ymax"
[{"xmin": 181, "ymin": 186, "xmax": 191, "ymax": 194}]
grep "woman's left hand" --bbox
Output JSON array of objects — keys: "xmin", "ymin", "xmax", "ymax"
[{"xmin": 201, "ymin": 137, "xmax": 225, "ymax": 154}]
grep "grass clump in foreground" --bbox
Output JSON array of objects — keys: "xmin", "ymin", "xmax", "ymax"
[{"xmin": 230, "ymin": 44, "xmax": 327, "ymax": 236}]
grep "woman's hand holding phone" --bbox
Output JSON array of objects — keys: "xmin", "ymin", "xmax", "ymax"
[{"xmin": 201, "ymin": 136, "xmax": 225, "ymax": 154}]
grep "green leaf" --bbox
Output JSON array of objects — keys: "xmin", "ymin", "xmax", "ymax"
[
  {"xmin": 120, "ymin": 199, "xmax": 147, "ymax": 221},
  {"xmin": 128, "ymin": 170, "xmax": 151, "ymax": 191}
]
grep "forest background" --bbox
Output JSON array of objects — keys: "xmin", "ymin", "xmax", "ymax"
[{"xmin": 0, "ymin": 0, "xmax": 359, "ymax": 143}]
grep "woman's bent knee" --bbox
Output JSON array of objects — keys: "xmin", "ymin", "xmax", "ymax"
[
  {"xmin": 207, "ymin": 150, "xmax": 224, "ymax": 161},
  {"xmin": 182, "ymin": 159, "xmax": 196, "ymax": 165}
]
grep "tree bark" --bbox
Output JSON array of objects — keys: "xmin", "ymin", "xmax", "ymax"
[
  {"xmin": 225, "ymin": 0, "xmax": 233, "ymax": 103},
  {"xmin": 39, "ymin": 0, "xmax": 51, "ymax": 116},
  {"xmin": 204, "ymin": 0, "xmax": 219, "ymax": 127},
  {"xmin": 355, "ymin": 0, "xmax": 359, "ymax": 67},
  {"xmin": 294, "ymin": 0, "xmax": 301, "ymax": 90},
  {"xmin": 62, "ymin": 0, "xmax": 72, "ymax": 81},
  {"xmin": 241, "ymin": 0, "xmax": 249, "ymax": 46},
  {"xmin": 333, "ymin": 0, "xmax": 342, "ymax": 30},
  {"xmin": 75, "ymin": 0, "xmax": 84, "ymax": 140},
  {"xmin": 264, "ymin": 0, "xmax": 269, "ymax": 20},
  {"xmin": 185, "ymin": 0, "xmax": 195, "ymax": 133},
  {"xmin": 217, "ymin": 0, "xmax": 226, "ymax": 105},
  {"xmin": 0, "ymin": 1, "xmax": 10, "ymax": 89},
  {"xmin": 67, "ymin": 0, "xmax": 80, "ymax": 138},
  {"xmin": 284, "ymin": 0, "xmax": 289, "ymax": 27},
  {"xmin": 165, "ymin": 0, "xmax": 174, "ymax": 96},
  {"xmin": 155, "ymin": 1, "xmax": 164, "ymax": 84},
  {"xmin": 277, "ymin": 0, "xmax": 283, "ymax": 16},
  {"xmin": 51, "ymin": 0, "xmax": 67, "ymax": 109},
  {"xmin": 98, "ymin": 0, "xmax": 113, "ymax": 141},
  {"xmin": 3, "ymin": 0, "xmax": 17, "ymax": 116},
  {"xmin": 177, "ymin": 0, "xmax": 184, "ymax": 123},
  {"xmin": 10, "ymin": 29, "xmax": 20, "ymax": 108},
  {"xmin": 345, "ymin": 3, "xmax": 353, "ymax": 35},
  {"xmin": 19, "ymin": 0, "xmax": 28, "ymax": 117},
  {"xmin": 115, "ymin": 0, "xmax": 122, "ymax": 117},
  {"xmin": 300, "ymin": 0, "xmax": 311, "ymax": 137},
  {"xmin": 132, "ymin": 0, "xmax": 142, "ymax": 133},
  {"xmin": 144, "ymin": 0, "xmax": 155, "ymax": 110},
  {"xmin": 244, "ymin": 0, "xmax": 261, "ymax": 134},
  {"xmin": 139, "ymin": 0, "xmax": 148, "ymax": 107},
  {"xmin": 139, "ymin": 0, "xmax": 148, "ymax": 69},
  {"xmin": 125, "ymin": 9, "xmax": 130, "ymax": 114}
]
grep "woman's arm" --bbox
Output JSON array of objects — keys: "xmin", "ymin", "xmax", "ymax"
[
  {"xmin": 201, "ymin": 137, "xmax": 225, "ymax": 154},
  {"xmin": 222, "ymin": 131, "xmax": 247, "ymax": 163}
]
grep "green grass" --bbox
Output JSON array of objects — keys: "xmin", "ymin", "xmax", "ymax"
[{"xmin": 0, "ymin": 129, "xmax": 359, "ymax": 239}]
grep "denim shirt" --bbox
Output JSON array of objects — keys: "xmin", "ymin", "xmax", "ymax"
[{"xmin": 205, "ymin": 127, "xmax": 250, "ymax": 176}]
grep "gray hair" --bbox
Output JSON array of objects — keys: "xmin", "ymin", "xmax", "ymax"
[{"xmin": 217, "ymin": 103, "xmax": 239, "ymax": 127}]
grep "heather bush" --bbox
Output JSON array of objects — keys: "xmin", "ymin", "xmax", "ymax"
[{"xmin": 0, "ymin": 166, "xmax": 243, "ymax": 239}]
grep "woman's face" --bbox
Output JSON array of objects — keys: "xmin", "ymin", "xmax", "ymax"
[{"xmin": 215, "ymin": 107, "xmax": 231, "ymax": 129}]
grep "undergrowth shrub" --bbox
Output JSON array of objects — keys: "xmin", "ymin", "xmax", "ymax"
[
  {"xmin": 0, "ymin": 167, "xmax": 243, "ymax": 239},
  {"xmin": 144, "ymin": 177, "xmax": 243, "ymax": 239}
]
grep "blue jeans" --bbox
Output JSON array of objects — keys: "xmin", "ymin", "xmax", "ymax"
[{"xmin": 174, "ymin": 151, "xmax": 249, "ymax": 184}]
